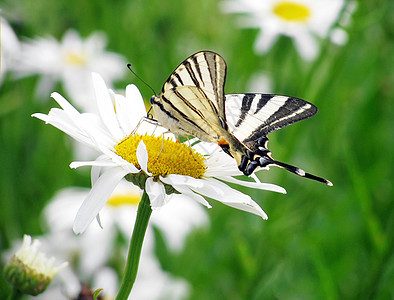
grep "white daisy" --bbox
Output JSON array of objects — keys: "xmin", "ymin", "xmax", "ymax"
[
  {"xmin": 32, "ymin": 72, "xmax": 286, "ymax": 234},
  {"xmin": 247, "ymin": 72, "xmax": 273, "ymax": 93},
  {"xmin": 0, "ymin": 17, "xmax": 21, "ymax": 85},
  {"xmin": 15, "ymin": 29, "xmax": 126, "ymax": 106},
  {"xmin": 221, "ymin": 0, "xmax": 352, "ymax": 60}
]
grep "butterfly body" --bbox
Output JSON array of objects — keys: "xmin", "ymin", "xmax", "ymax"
[{"xmin": 150, "ymin": 51, "xmax": 332, "ymax": 185}]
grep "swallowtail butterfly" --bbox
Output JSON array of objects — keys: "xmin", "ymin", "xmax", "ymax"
[{"xmin": 150, "ymin": 51, "xmax": 332, "ymax": 185}]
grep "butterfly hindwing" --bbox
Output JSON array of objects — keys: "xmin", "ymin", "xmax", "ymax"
[{"xmin": 225, "ymin": 93, "xmax": 318, "ymax": 147}]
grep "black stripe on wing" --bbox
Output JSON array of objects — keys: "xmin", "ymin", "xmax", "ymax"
[
  {"xmin": 150, "ymin": 94, "xmax": 210, "ymax": 136},
  {"xmin": 225, "ymin": 93, "xmax": 317, "ymax": 144},
  {"xmin": 162, "ymin": 51, "xmax": 227, "ymax": 121},
  {"xmin": 247, "ymin": 96, "xmax": 317, "ymax": 143}
]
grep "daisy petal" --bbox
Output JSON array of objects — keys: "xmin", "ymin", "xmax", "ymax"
[
  {"xmin": 70, "ymin": 159, "xmax": 117, "ymax": 169},
  {"xmin": 176, "ymin": 176, "xmax": 268, "ymax": 219},
  {"xmin": 145, "ymin": 177, "xmax": 167, "ymax": 209},
  {"xmin": 92, "ymin": 72, "xmax": 124, "ymax": 140},
  {"xmin": 136, "ymin": 140, "xmax": 151, "ymax": 176},
  {"xmin": 218, "ymin": 175, "xmax": 286, "ymax": 194},
  {"xmin": 73, "ymin": 167, "xmax": 128, "ymax": 234},
  {"xmin": 160, "ymin": 175, "xmax": 211, "ymax": 208}
]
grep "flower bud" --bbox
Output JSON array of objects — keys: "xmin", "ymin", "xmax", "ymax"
[{"xmin": 4, "ymin": 235, "xmax": 67, "ymax": 295}]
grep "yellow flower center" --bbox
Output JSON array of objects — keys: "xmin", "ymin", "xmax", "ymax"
[
  {"xmin": 106, "ymin": 193, "xmax": 141, "ymax": 207},
  {"xmin": 115, "ymin": 134, "xmax": 206, "ymax": 178},
  {"xmin": 273, "ymin": 1, "xmax": 311, "ymax": 22},
  {"xmin": 63, "ymin": 51, "xmax": 87, "ymax": 66}
]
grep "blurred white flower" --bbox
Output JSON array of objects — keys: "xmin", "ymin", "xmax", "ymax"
[
  {"xmin": 15, "ymin": 29, "xmax": 126, "ymax": 106},
  {"xmin": 246, "ymin": 72, "xmax": 273, "ymax": 93},
  {"xmin": 221, "ymin": 0, "xmax": 355, "ymax": 60},
  {"xmin": 91, "ymin": 262, "xmax": 189, "ymax": 300},
  {"xmin": 33, "ymin": 72, "xmax": 285, "ymax": 234},
  {"xmin": 33, "ymin": 182, "xmax": 193, "ymax": 300},
  {"xmin": 0, "ymin": 17, "xmax": 21, "ymax": 85}
]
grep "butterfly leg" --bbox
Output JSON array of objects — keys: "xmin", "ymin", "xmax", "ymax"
[
  {"xmin": 150, "ymin": 133, "xmax": 167, "ymax": 166},
  {"xmin": 131, "ymin": 116, "xmax": 161, "ymax": 135},
  {"xmin": 183, "ymin": 136, "xmax": 205, "ymax": 164}
]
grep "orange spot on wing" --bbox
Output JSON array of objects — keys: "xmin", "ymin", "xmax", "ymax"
[{"xmin": 217, "ymin": 138, "xmax": 229, "ymax": 147}]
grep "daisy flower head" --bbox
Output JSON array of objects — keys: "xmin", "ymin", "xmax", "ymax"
[
  {"xmin": 15, "ymin": 29, "xmax": 126, "ymax": 107},
  {"xmin": 32, "ymin": 72, "xmax": 285, "ymax": 234},
  {"xmin": 221, "ymin": 0, "xmax": 354, "ymax": 60}
]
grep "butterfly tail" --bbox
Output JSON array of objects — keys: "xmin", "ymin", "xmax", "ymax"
[
  {"xmin": 243, "ymin": 155, "xmax": 332, "ymax": 186},
  {"xmin": 271, "ymin": 160, "xmax": 333, "ymax": 186}
]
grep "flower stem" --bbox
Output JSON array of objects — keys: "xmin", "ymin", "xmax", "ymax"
[
  {"xmin": 7, "ymin": 288, "xmax": 22, "ymax": 300},
  {"xmin": 115, "ymin": 190, "xmax": 152, "ymax": 300}
]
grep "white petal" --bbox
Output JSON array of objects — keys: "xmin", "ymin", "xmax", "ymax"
[
  {"xmin": 330, "ymin": 28, "xmax": 348, "ymax": 45},
  {"xmin": 145, "ymin": 177, "xmax": 167, "ymax": 209},
  {"xmin": 136, "ymin": 140, "xmax": 151, "ymax": 176},
  {"xmin": 218, "ymin": 175, "xmax": 286, "ymax": 194},
  {"xmin": 91, "ymin": 72, "xmax": 123, "ymax": 140},
  {"xmin": 181, "ymin": 176, "xmax": 268, "ymax": 219},
  {"xmin": 160, "ymin": 175, "xmax": 212, "ymax": 208},
  {"xmin": 254, "ymin": 30, "xmax": 279, "ymax": 53},
  {"xmin": 50, "ymin": 92, "xmax": 81, "ymax": 116},
  {"xmin": 73, "ymin": 167, "xmax": 128, "ymax": 234},
  {"xmin": 124, "ymin": 84, "xmax": 148, "ymax": 131},
  {"xmin": 91, "ymin": 155, "xmax": 110, "ymax": 185},
  {"xmin": 70, "ymin": 159, "xmax": 117, "ymax": 169},
  {"xmin": 292, "ymin": 31, "xmax": 318, "ymax": 61},
  {"xmin": 162, "ymin": 174, "xmax": 204, "ymax": 189}
]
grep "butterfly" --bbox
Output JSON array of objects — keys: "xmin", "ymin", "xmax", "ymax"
[{"xmin": 150, "ymin": 50, "xmax": 332, "ymax": 185}]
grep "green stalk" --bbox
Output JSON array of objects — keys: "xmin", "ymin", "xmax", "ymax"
[
  {"xmin": 115, "ymin": 190, "xmax": 152, "ymax": 300},
  {"xmin": 7, "ymin": 289, "xmax": 22, "ymax": 300}
]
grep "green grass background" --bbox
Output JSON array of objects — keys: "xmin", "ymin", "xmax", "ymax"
[{"xmin": 0, "ymin": 0, "xmax": 393, "ymax": 299}]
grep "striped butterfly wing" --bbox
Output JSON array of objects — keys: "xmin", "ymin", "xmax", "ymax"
[
  {"xmin": 162, "ymin": 51, "xmax": 227, "ymax": 122},
  {"xmin": 150, "ymin": 51, "xmax": 229, "ymax": 142},
  {"xmin": 225, "ymin": 93, "xmax": 317, "ymax": 151},
  {"xmin": 225, "ymin": 93, "xmax": 332, "ymax": 185},
  {"xmin": 159, "ymin": 85, "xmax": 227, "ymax": 143}
]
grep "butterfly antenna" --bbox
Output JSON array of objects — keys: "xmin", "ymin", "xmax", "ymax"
[
  {"xmin": 271, "ymin": 159, "xmax": 333, "ymax": 186},
  {"xmin": 127, "ymin": 64, "xmax": 157, "ymax": 96}
]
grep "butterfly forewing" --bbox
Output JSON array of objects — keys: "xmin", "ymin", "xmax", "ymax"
[
  {"xmin": 162, "ymin": 51, "xmax": 227, "ymax": 121},
  {"xmin": 161, "ymin": 86, "xmax": 225, "ymax": 142}
]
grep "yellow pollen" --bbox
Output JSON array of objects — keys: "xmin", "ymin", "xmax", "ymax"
[
  {"xmin": 114, "ymin": 134, "xmax": 206, "ymax": 178},
  {"xmin": 106, "ymin": 194, "xmax": 141, "ymax": 207},
  {"xmin": 63, "ymin": 51, "xmax": 87, "ymax": 66},
  {"xmin": 273, "ymin": 1, "xmax": 311, "ymax": 22}
]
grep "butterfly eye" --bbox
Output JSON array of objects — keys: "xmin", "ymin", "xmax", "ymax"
[{"xmin": 149, "ymin": 96, "xmax": 157, "ymax": 104}]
